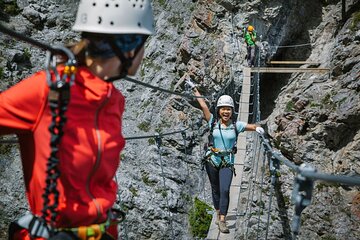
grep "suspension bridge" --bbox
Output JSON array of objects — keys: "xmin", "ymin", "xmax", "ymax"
[{"xmin": 206, "ymin": 63, "xmax": 360, "ymax": 240}]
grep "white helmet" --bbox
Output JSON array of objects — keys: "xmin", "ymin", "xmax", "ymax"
[
  {"xmin": 72, "ymin": 0, "xmax": 154, "ymax": 35},
  {"xmin": 216, "ymin": 95, "xmax": 234, "ymax": 108}
]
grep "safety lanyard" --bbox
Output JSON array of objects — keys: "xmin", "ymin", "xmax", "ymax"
[{"xmin": 218, "ymin": 121, "xmax": 229, "ymax": 150}]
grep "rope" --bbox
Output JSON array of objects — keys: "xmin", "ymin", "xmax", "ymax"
[
  {"xmin": 268, "ymin": 43, "xmax": 313, "ymax": 48},
  {"xmin": 0, "ymin": 128, "xmax": 189, "ymax": 144},
  {"xmin": 0, "ymin": 139, "xmax": 18, "ymax": 144},
  {"xmin": 256, "ymin": 133, "xmax": 360, "ymax": 238},
  {"xmin": 114, "ymin": 174, "xmax": 129, "ymax": 240},
  {"xmin": 244, "ymin": 132, "xmax": 261, "ymax": 239},
  {"xmin": 255, "ymin": 141, "xmax": 267, "ymax": 240},
  {"xmin": 259, "ymin": 135, "xmax": 360, "ymax": 185},
  {"xmin": 0, "ymin": 23, "xmax": 64, "ymax": 55},
  {"xmin": 182, "ymin": 132, "xmax": 190, "ymax": 178},
  {"xmin": 109, "ymin": 76, "xmax": 210, "ymax": 99},
  {"xmin": 194, "ymin": 117, "xmax": 207, "ymax": 200},
  {"xmin": 264, "ymin": 155, "xmax": 275, "ymax": 240},
  {"xmin": 155, "ymin": 136, "xmax": 176, "ymax": 239}
]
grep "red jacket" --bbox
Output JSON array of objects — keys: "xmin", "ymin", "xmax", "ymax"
[{"xmin": 0, "ymin": 67, "xmax": 125, "ymax": 228}]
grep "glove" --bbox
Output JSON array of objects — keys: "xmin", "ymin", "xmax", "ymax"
[
  {"xmin": 185, "ymin": 79, "xmax": 196, "ymax": 89},
  {"xmin": 255, "ymin": 127, "xmax": 265, "ymax": 135}
]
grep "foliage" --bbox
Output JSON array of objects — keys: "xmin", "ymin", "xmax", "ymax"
[
  {"xmin": 129, "ymin": 186, "xmax": 138, "ymax": 197},
  {"xmin": 189, "ymin": 197, "xmax": 212, "ymax": 238},
  {"xmin": 155, "ymin": 188, "xmax": 167, "ymax": 198},
  {"xmin": 321, "ymin": 234, "xmax": 337, "ymax": 240},
  {"xmin": 310, "ymin": 101, "xmax": 321, "ymax": 108},
  {"xmin": 0, "ymin": 67, "xmax": 4, "ymax": 79},
  {"xmin": 0, "ymin": 0, "xmax": 21, "ymax": 15},
  {"xmin": 140, "ymin": 58, "xmax": 162, "ymax": 77},
  {"xmin": 180, "ymin": 192, "xmax": 192, "ymax": 203},
  {"xmin": 192, "ymin": 37, "xmax": 201, "ymax": 46},
  {"xmin": 321, "ymin": 92, "xmax": 336, "ymax": 110},
  {"xmin": 285, "ymin": 100, "xmax": 295, "ymax": 112},
  {"xmin": 23, "ymin": 48, "xmax": 31, "ymax": 59},
  {"xmin": 142, "ymin": 100, "xmax": 151, "ymax": 109},
  {"xmin": 148, "ymin": 138, "xmax": 155, "ymax": 145},
  {"xmin": 141, "ymin": 171, "xmax": 157, "ymax": 186},
  {"xmin": 157, "ymin": 0, "xmax": 166, "ymax": 7},
  {"xmin": 350, "ymin": 11, "xmax": 360, "ymax": 31},
  {"xmin": 138, "ymin": 121, "xmax": 151, "ymax": 132}
]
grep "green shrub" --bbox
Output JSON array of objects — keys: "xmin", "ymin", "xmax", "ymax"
[
  {"xmin": 23, "ymin": 48, "xmax": 31, "ymax": 59},
  {"xmin": 350, "ymin": 11, "xmax": 360, "ymax": 31},
  {"xmin": 321, "ymin": 234, "xmax": 337, "ymax": 240},
  {"xmin": 141, "ymin": 172, "xmax": 157, "ymax": 186},
  {"xmin": 285, "ymin": 100, "xmax": 295, "ymax": 112},
  {"xmin": 158, "ymin": 0, "xmax": 166, "ymax": 7},
  {"xmin": 310, "ymin": 101, "xmax": 321, "ymax": 108},
  {"xmin": 138, "ymin": 121, "xmax": 151, "ymax": 132},
  {"xmin": 189, "ymin": 197, "xmax": 212, "ymax": 238},
  {"xmin": 0, "ymin": 67, "xmax": 4, "ymax": 79},
  {"xmin": 321, "ymin": 93, "xmax": 336, "ymax": 110},
  {"xmin": 129, "ymin": 187, "xmax": 138, "ymax": 197},
  {"xmin": 1, "ymin": 0, "xmax": 20, "ymax": 15},
  {"xmin": 148, "ymin": 138, "xmax": 155, "ymax": 145}
]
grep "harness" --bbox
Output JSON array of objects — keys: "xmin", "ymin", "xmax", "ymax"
[
  {"xmin": 202, "ymin": 117, "xmax": 239, "ymax": 175},
  {"xmin": 8, "ymin": 209, "xmax": 125, "ymax": 240}
]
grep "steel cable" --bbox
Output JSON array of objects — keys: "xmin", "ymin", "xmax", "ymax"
[
  {"xmin": 259, "ymin": 135, "xmax": 360, "ymax": 185},
  {"xmin": 244, "ymin": 132, "xmax": 261, "ymax": 239},
  {"xmin": 255, "ymin": 141, "xmax": 267, "ymax": 240},
  {"xmin": 114, "ymin": 174, "xmax": 129, "ymax": 240},
  {"xmin": 155, "ymin": 136, "xmax": 175, "ymax": 239}
]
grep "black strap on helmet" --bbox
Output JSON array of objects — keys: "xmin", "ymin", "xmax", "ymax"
[{"xmin": 107, "ymin": 34, "xmax": 148, "ymax": 79}]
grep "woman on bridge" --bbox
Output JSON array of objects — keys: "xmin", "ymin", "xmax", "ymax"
[
  {"xmin": 0, "ymin": 1, "xmax": 154, "ymax": 239},
  {"xmin": 186, "ymin": 78, "xmax": 264, "ymax": 233}
]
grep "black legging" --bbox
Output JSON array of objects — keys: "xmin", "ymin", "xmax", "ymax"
[{"xmin": 205, "ymin": 162, "xmax": 233, "ymax": 216}]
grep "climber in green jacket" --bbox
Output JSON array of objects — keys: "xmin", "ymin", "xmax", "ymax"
[{"xmin": 244, "ymin": 25, "xmax": 257, "ymax": 67}]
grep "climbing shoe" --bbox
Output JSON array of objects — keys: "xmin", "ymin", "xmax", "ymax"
[{"xmin": 218, "ymin": 220, "xmax": 229, "ymax": 233}]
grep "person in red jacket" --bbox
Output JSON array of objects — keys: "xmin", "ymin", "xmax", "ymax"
[{"xmin": 0, "ymin": 1, "xmax": 154, "ymax": 239}]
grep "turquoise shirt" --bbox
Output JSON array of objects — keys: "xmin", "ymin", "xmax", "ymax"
[{"xmin": 207, "ymin": 114, "xmax": 247, "ymax": 167}]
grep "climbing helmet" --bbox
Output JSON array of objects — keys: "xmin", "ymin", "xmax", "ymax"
[
  {"xmin": 72, "ymin": 0, "xmax": 154, "ymax": 35},
  {"xmin": 216, "ymin": 95, "xmax": 234, "ymax": 108},
  {"xmin": 247, "ymin": 25, "xmax": 254, "ymax": 32}
]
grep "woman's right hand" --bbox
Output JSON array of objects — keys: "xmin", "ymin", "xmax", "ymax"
[{"xmin": 185, "ymin": 78, "xmax": 196, "ymax": 89}]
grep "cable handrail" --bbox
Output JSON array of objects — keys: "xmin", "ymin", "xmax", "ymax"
[
  {"xmin": 267, "ymin": 43, "xmax": 313, "ymax": 48},
  {"xmin": 125, "ymin": 128, "xmax": 189, "ymax": 140},
  {"xmin": 0, "ymin": 128, "xmax": 190, "ymax": 144},
  {"xmin": 259, "ymin": 134, "xmax": 360, "ymax": 185},
  {"xmin": 113, "ymin": 76, "xmax": 211, "ymax": 99},
  {"xmin": 0, "ymin": 22, "xmax": 64, "ymax": 54},
  {"xmin": 256, "ymin": 133, "xmax": 360, "ymax": 239},
  {"xmin": 154, "ymin": 136, "xmax": 176, "ymax": 239}
]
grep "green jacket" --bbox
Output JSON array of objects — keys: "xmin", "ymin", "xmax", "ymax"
[{"xmin": 244, "ymin": 31, "xmax": 256, "ymax": 46}]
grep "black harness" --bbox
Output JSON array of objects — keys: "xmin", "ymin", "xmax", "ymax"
[{"xmin": 202, "ymin": 116, "xmax": 239, "ymax": 175}]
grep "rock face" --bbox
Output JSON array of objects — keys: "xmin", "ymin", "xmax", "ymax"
[{"xmin": 0, "ymin": 0, "xmax": 359, "ymax": 240}]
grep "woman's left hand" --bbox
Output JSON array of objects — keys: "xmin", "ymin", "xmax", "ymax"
[{"xmin": 255, "ymin": 127, "xmax": 265, "ymax": 135}]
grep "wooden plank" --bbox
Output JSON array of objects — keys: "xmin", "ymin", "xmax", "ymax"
[
  {"xmin": 251, "ymin": 67, "xmax": 330, "ymax": 73},
  {"xmin": 268, "ymin": 61, "xmax": 321, "ymax": 65}
]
